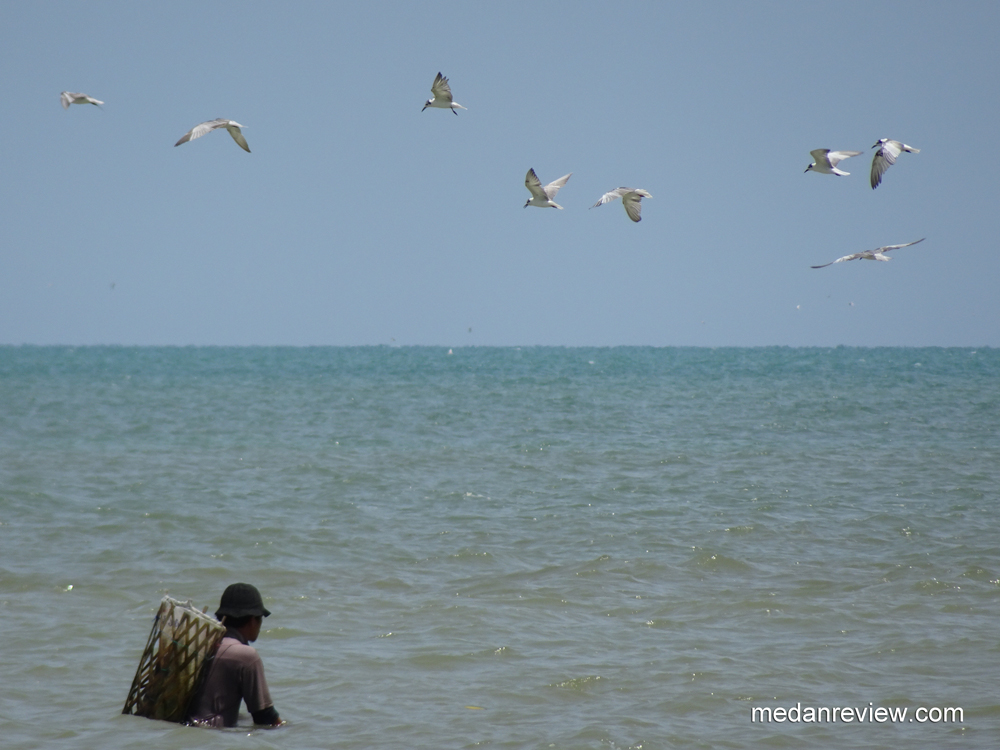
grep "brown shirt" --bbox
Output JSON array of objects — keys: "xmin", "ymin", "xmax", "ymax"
[{"xmin": 189, "ymin": 627, "xmax": 274, "ymax": 728}]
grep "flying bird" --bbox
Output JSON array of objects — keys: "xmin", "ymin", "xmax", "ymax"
[
  {"xmin": 61, "ymin": 91, "xmax": 103, "ymax": 109},
  {"xmin": 870, "ymin": 139, "xmax": 920, "ymax": 189},
  {"xmin": 422, "ymin": 72, "xmax": 466, "ymax": 115},
  {"xmin": 804, "ymin": 149, "xmax": 863, "ymax": 176},
  {"xmin": 524, "ymin": 168, "xmax": 572, "ymax": 209},
  {"xmin": 811, "ymin": 238, "xmax": 925, "ymax": 268},
  {"xmin": 590, "ymin": 187, "xmax": 652, "ymax": 222},
  {"xmin": 174, "ymin": 119, "xmax": 250, "ymax": 152}
]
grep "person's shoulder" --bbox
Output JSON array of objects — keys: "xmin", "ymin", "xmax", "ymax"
[{"xmin": 218, "ymin": 636, "xmax": 262, "ymax": 664}]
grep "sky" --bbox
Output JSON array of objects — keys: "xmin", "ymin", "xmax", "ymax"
[{"xmin": 2, "ymin": 1, "xmax": 998, "ymax": 347}]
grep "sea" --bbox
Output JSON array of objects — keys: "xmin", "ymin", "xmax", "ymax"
[{"xmin": 1, "ymin": 346, "xmax": 998, "ymax": 750}]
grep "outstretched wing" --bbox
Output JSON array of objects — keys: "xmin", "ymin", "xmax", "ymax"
[
  {"xmin": 621, "ymin": 191, "xmax": 644, "ymax": 222},
  {"xmin": 591, "ymin": 188, "xmax": 625, "ymax": 209},
  {"xmin": 60, "ymin": 91, "xmax": 72, "ymax": 109},
  {"xmin": 524, "ymin": 168, "xmax": 546, "ymax": 200},
  {"xmin": 174, "ymin": 119, "xmax": 226, "ymax": 146},
  {"xmin": 430, "ymin": 72, "xmax": 453, "ymax": 103},
  {"xmin": 811, "ymin": 253, "xmax": 862, "ymax": 269},
  {"xmin": 809, "ymin": 149, "xmax": 831, "ymax": 164},
  {"xmin": 543, "ymin": 173, "xmax": 571, "ymax": 199},
  {"xmin": 870, "ymin": 142, "xmax": 900, "ymax": 189},
  {"xmin": 226, "ymin": 124, "xmax": 251, "ymax": 152},
  {"xmin": 826, "ymin": 150, "xmax": 862, "ymax": 167},
  {"xmin": 876, "ymin": 238, "xmax": 925, "ymax": 253}
]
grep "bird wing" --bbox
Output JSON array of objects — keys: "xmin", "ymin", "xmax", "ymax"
[
  {"xmin": 870, "ymin": 139, "xmax": 905, "ymax": 188},
  {"xmin": 226, "ymin": 124, "xmax": 251, "ymax": 152},
  {"xmin": 812, "ymin": 253, "xmax": 862, "ymax": 268},
  {"xmin": 175, "ymin": 119, "xmax": 226, "ymax": 146},
  {"xmin": 430, "ymin": 72, "xmax": 453, "ymax": 102},
  {"xmin": 524, "ymin": 168, "xmax": 547, "ymax": 199},
  {"xmin": 543, "ymin": 173, "xmax": 571, "ymax": 199},
  {"xmin": 809, "ymin": 149, "xmax": 831, "ymax": 164},
  {"xmin": 883, "ymin": 140, "xmax": 904, "ymax": 161},
  {"xmin": 621, "ymin": 191, "xmax": 643, "ymax": 222},
  {"xmin": 827, "ymin": 150, "xmax": 862, "ymax": 166},
  {"xmin": 876, "ymin": 238, "xmax": 925, "ymax": 253},
  {"xmin": 870, "ymin": 149, "xmax": 892, "ymax": 188},
  {"xmin": 591, "ymin": 188, "xmax": 624, "ymax": 208},
  {"xmin": 60, "ymin": 91, "xmax": 72, "ymax": 109}
]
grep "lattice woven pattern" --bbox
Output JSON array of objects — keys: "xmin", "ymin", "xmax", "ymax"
[{"xmin": 122, "ymin": 596, "xmax": 226, "ymax": 723}]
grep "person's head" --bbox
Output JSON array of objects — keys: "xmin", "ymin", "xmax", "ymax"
[
  {"xmin": 223, "ymin": 613, "xmax": 263, "ymax": 641},
  {"xmin": 215, "ymin": 583, "xmax": 270, "ymax": 639}
]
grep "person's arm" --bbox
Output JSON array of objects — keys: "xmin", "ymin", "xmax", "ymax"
[{"xmin": 239, "ymin": 653, "xmax": 282, "ymax": 726}]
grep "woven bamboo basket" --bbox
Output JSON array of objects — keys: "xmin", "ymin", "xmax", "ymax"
[{"xmin": 122, "ymin": 596, "xmax": 226, "ymax": 723}]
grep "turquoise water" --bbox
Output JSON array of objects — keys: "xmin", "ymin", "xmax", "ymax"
[{"xmin": 1, "ymin": 346, "xmax": 998, "ymax": 749}]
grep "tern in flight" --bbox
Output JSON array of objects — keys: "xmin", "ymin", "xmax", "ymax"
[
  {"xmin": 591, "ymin": 187, "xmax": 652, "ymax": 222},
  {"xmin": 871, "ymin": 139, "xmax": 920, "ymax": 189},
  {"xmin": 174, "ymin": 119, "xmax": 250, "ymax": 152},
  {"xmin": 523, "ymin": 168, "xmax": 572, "ymax": 209},
  {"xmin": 61, "ymin": 91, "xmax": 103, "ymax": 109},
  {"xmin": 811, "ymin": 238, "xmax": 925, "ymax": 268},
  {"xmin": 422, "ymin": 72, "xmax": 466, "ymax": 115},
  {"xmin": 804, "ymin": 149, "xmax": 863, "ymax": 176}
]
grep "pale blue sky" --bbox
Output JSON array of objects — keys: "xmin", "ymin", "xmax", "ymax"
[{"xmin": 2, "ymin": 1, "xmax": 998, "ymax": 346}]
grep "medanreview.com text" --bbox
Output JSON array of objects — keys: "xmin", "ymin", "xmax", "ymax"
[{"xmin": 751, "ymin": 703, "xmax": 963, "ymax": 724}]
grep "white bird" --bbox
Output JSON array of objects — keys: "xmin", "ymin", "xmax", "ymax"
[
  {"xmin": 590, "ymin": 187, "xmax": 652, "ymax": 222},
  {"xmin": 804, "ymin": 149, "xmax": 863, "ymax": 176},
  {"xmin": 871, "ymin": 139, "xmax": 920, "ymax": 189},
  {"xmin": 524, "ymin": 168, "xmax": 572, "ymax": 209},
  {"xmin": 174, "ymin": 119, "xmax": 250, "ymax": 152},
  {"xmin": 61, "ymin": 91, "xmax": 103, "ymax": 109},
  {"xmin": 422, "ymin": 72, "xmax": 466, "ymax": 115},
  {"xmin": 811, "ymin": 238, "xmax": 925, "ymax": 268}
]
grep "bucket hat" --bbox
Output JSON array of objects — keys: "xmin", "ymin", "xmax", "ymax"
[{"xmin": 215, "ymin": 582, "xmax": 271, "ymax": 619}]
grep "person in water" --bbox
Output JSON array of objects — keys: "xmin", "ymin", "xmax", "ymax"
[{"xmin": 188, "ymin": 583, "xmax": 283, "ymax": 728}]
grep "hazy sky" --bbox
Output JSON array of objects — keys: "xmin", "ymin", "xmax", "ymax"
[{"xmin": 2, "ymin": 2, "xmax": 998, "ymax": 347}]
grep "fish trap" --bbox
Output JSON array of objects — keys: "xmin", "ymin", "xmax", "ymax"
[{"xmin": 122, "ymin": 596, "xmax": 226, "ymax": 723}]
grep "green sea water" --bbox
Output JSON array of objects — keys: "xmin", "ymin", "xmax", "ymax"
[{"xmin": 1, "ymin": 346, "xmax": 998, "ymax": 749}]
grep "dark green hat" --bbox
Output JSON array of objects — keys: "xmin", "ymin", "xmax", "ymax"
[{"xmin": 216, "ymin": 582, "xmax": 271, "ymax": 619}]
